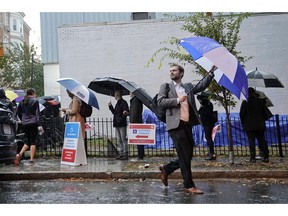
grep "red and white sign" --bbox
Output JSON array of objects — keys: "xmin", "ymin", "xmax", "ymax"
[
  {"xmin": 61, "ymin": 122, "xmax": 87, "ymax": 166},
  {"xmin": 128, "ymin": 123, "xmax": 156, "ymax": 145}
]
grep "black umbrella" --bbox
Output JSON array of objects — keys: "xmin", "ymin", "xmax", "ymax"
[
  {"xmin": 88, "ymin": 77, "xmax": 131, "ymax": 96},
  {"xmin": 246, "ymin": 67, "xmax": 284, "ymax": 88},
  {"xmin": 255, "ymin": 90, "xmax": 274, "ymax": 107},
  {"xmin": 88, "ymin": 76, "xmax": 153, "ymax": 109}
]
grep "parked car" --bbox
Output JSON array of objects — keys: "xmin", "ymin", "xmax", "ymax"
[{"xmin": 0, "ymin": 107, "xmax": 17, "ymax": 165}]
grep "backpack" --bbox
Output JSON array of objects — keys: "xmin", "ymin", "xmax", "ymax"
[
  {"xmin": 151, "ymin": 83, "xmax": 169, "ymax": 123},
  {"xmin": 80, "ymin": 101, "xmax": 93, "ymax": 118}
]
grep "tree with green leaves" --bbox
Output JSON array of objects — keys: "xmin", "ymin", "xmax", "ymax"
[
  {"xmin": 0, "ymin": 43, "xmax": 44, "ymax": 96},
  {"xmin": 146, "ymin": 12, "xmax": 252, "ymax": 164}
]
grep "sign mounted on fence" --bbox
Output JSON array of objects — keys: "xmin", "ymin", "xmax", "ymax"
[
  {"xmin": 128, "ymin": 123, "xmax": 156, "ymax": 145},
  {"xmin": 61, "ymin": 122, "xmax": 87, "ymax": 166}
]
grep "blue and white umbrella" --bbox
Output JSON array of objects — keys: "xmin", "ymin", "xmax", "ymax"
[
  {"xmin": 57, "ymin": 78, "xmax": 99, "ymax": 110},
  {"xmin": 179, "ymin": 36, "xmax": 248, "ymax": 100}
]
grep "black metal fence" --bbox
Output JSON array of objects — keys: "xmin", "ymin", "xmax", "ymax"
[{"xmin": 35, "ymin": 114, "xmax": 288, "ymax": 158}]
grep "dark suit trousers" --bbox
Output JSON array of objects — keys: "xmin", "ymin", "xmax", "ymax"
[
  {"xmin": 164, "ymin": 121, "xmax": 196, "ymax": 189},
  {"xmin": 246, "ymin": 130, "xmax": 269, "ymax": 159},
  {"xmin": 204, "ymin": 125, "xmax": 214, "ymax": 154},
  {"xmin": 137, "ymin": 145, "xmax": 144, "ymax": 159}
]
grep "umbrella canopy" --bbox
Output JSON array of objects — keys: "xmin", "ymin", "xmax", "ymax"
[
  {"xmin": 255, "ymin": 90, "xmax": 273, "ymax": 107},
  {"xmin": 88, "ymin": 76, "xmax": 132, "ymax": 96},
  {"xmin": 13, "ymin": 90, "xmax": 25, "ymax": 102},
  {"xmin": 4, "ymin": 90, "xmax": 19, "ymax": 101},
  {"xmin": 88, "ymin": 76, "xmax": 154, "ymax": 109},
  {"xmin": 179, "ymin": 36, "xmax": 248, "ymax": 100},
  {"xmin": 246, "ymin": 68, "xmax": 284, "ymax": 88},
  {"xmin": 57, "ymin": 78, "xmax": 99, "ymax": 110}
]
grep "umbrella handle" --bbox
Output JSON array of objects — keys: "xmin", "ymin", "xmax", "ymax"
[{"xmin": 186, "ymin": 66, "xmax": 216, "ymax": 95}]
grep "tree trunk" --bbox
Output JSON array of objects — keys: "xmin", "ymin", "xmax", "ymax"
[{"xmin": 223, "ymin": 89, "xmax": 234, "ymax": 164}]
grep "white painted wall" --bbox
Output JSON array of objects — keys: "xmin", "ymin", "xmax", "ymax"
[
  {"xmin": 56, "ymin": 15, "xmax": 288, "ymax": 119},
  {"xmin": 58, "ymin": 20, "xmax": 202, "ymax": 119},
  {"xmin": 43, "ymin": 63, "xmax": 60, "ymax": 96}
]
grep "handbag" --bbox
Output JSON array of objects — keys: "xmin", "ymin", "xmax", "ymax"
[{"xmin": 264, "ymin": 106, "xmax": 273, "ymax": 120}]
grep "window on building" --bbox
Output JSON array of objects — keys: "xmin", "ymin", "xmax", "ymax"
[
  {"xmin": 4, "ymin": 13, "xmax": 9, "ymax": 26},
  {"xmin": 132, "ymin": 12, "xmax": 149, "ymax": 20},
  {"xmin": 19, "ymin": 21, "xmax": 23, "ymax": 33},
  {"xmin": 13, "ymin": 19, "xmax": 17, "ymax": 31}
]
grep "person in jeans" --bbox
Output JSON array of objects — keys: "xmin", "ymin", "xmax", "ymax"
[
  {"xmin": 108, "ymin": 90, "xmax": 129, "ymax": 160},
  {"xmin": 14, "ymin": 88, "xmax": 43, "ymax": 166}
]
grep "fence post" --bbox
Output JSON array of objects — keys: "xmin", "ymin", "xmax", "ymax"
[{"xmin": 275, "ymin": 114, "xmax": 283, "ymax": 157}]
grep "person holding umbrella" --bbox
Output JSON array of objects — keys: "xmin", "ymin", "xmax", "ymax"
[
  {"xmin": 240, "ymin": 87, "xmax": 270, "ymax": 163},
  {"xmin": 0, "ymin": 88, "xmax": 14, "ymax": 112},
  {"xmin": 60, "ymin": 90, "xmax": 86, "ymax": 139},
  {"xmin": 108, "ymin": 90, "xmax": 129, "ymax": 160},
  {"xmin": 157, "ymin": 63, "xmax": 215, "ymax": 194}
]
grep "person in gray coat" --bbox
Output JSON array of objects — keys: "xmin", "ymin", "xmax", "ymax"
[{"xmin": 157, "ymin": 63, "xmax": 216, "ymax": 194}]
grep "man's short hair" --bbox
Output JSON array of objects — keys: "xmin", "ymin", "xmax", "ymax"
[{"xmin": 170, "ymin": 63, "xmax": 184, "ymax": 78}]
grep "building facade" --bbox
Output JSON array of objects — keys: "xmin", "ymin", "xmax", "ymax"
[
  {"xmin": 41, "ymin": 12, "xmax": 288, "ymax": 118},
  {"xmin": 0, "ymin": 12, "xmax": 30, "ymax": 56}
]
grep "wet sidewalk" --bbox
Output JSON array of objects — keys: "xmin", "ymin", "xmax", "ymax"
[{"xmin": 1, "ymin": 156, "xmax": 288, "ymax": 181}]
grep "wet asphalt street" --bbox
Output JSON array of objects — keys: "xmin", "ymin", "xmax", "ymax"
[{"xmin": 1, "ymin": 178, "xmax": 288, "ymax": 204}]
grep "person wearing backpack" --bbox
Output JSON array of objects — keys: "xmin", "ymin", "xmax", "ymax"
[
  {"xmin": 60, "ymin": 90, "xmax": 85, "ymax": 139},
  {"xmin": 157, "ymin": 63, "xmax": 216, "ymax": 195}
]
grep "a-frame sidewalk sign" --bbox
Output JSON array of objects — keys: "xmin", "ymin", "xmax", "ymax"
[{"xmin": 61, "ymin": 122, "xmax": 87, "ymax": 166}]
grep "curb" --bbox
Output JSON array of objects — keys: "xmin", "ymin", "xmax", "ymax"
[{"xmin": 1, "ymin": 170, "xmax": 288, "ymax": 181}]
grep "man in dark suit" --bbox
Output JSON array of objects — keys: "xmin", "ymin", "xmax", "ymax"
[
  {"xmin": 157, "ymin": 63, "xmax": 215, "ymax": 194},
  {"xmin": 240, "ymin": 87, "xmax": 270, "ymax": 163},
  {"xmin": 128, "ymin": 92, "xmax": 144, "ymax": 160}
]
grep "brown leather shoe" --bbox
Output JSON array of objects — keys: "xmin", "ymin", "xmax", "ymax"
[
  {"xmin": 159, "ymin": 165, "xmax": 168, "ymax": 186},
  {"xmin": 184, "ymin": 187, "xmax": 204, "ymax": 194}
]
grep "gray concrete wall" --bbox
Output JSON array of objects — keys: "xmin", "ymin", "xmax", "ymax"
[{"xmin": 58, "ymin": 14, "xmax": 288, "ymax": 119}]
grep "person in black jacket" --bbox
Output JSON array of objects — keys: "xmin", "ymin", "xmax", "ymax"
[
  {"xmin": 127, "ymin": 92, "xmax": 144, "ymax": 160},
  {"xmin": 108, "ymin": 90, "xmax": 129, "ymax": 160},
  {"xmin": 240, "ymin": 87, "xmax": 270, "ymax": 163},
  {"xmin": 14, "ymin": 88, "xmax": 43, "ymax": 166},
  {"xmin": 0, "ymin": 88, "xmax": 14, "ymax": 112},
  {"xmin": 197, "ymin": 95, "xmax": 216, "ymax": 160}
]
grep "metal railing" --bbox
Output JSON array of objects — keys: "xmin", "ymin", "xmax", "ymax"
[{"xmin": 35, "ymin": 114, "xmax": 288, "ymax": 158}]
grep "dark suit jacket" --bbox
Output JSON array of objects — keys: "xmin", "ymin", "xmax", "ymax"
[
  {"xmin": 157, "ymin": 74, "xmax": 214, "ymax": 131},
  {"xmin": 240, "ymin": 96, "xmax": 267, "ymax": 131},
  {"xmin": 129, "ymin": 96, "xmax": 143, "ymax": 123}
]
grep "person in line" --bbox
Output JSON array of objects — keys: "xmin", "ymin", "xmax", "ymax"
[
  {"xmin": 126, "ymin": 92, "xmax": 144, "ymax": 160},
  {"xmin": 0, "ymin": 88, "xmax": 14, "ymax": 112},
  {"xmin": 14, "ymin": 88, "xmax": 43, "ymax": 166},
  {"xmin": 108, "ymin": 90, "xmax": 129, "ymax": 160},
  {"xmin": 240, "ymin": 87, "xmax": 270, "ymax": 163},
  {"xmin": 60, "ymin": 90, "xmax": 85, "ymax": 139},
  {"xmin": 197, "ymin": 95, "xmax": 217, "ymax": 160},
  {"xmin": 157, "ymin": 63, "xmax": 215, "ymax": 194}
]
